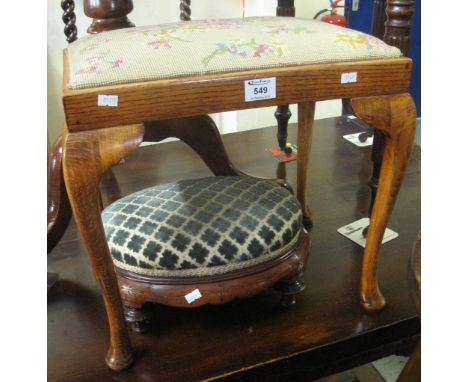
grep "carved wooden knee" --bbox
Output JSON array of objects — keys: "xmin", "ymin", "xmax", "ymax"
[
  {"xmin": 63, "ymin": 124, "xmax": 144, "ymax": 370},
  {"xmin": 351, "ymin": 94, "xmax": 416, "ymax": 312}
]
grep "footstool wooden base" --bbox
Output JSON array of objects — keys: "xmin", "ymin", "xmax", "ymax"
[{"xmin": 117, "ymin": 229, "xmax": 309, "ymax": 332}]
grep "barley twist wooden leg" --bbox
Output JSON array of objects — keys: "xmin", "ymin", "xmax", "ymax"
[
  {"xmin": 62, "ymin": 124, "xmax": 144, "ymax": 370},
  {"xmin": 351, "ymin": 94, "xmax": 416, "ymax": 312},
  {"xmin": 297, "ymin": 102, "xmax": 316, "ymax": 230}
]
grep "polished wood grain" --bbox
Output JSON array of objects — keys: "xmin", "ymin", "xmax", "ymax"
[
  {"xmin": 358, "ymin": 0, "xmax": 387, "ymax": 221},
  {"xmin": 48, "ymin": 119, "xmax": 421, "ymax": 381},
  {"xmin": 372, "ymin": 0, "xmax": 387, "ymax": 40},
  {"xmin": 62, "ymin": 124, "xmax": 144, "ymax": 370},
  {"xmin": 48, "ymin": 0, "xmax": 78, "ymax": 253},
  {"xmin": 296, "ymin": 102, "xmax": 316, "ymax": 230},
  {"xmin": 51, "ymin": 0, "xmax": 133, "ymax": 251},
  {"xmin": 351, "ymin": 94, "xmax": 416, "ymax": 312},
  {"xmin": 364, "ymin": 0, "xmax": 415, "ymax": 237},
  {"xmin": 47, "ymin": 134, "xmax": 72, "ymax": 253},
  {"xmin": 58, "ymin": 2, "xmax": 417, "ymax": 369},
  {"xmin": 84, "ymin": 0, "xmax": 135, "ymax": 34},
  {"xmin": 62, "ymin": 55, "xmax": 412, "ymax": 131},
  {"xmin": 384, "ymin": 0, "xmax": 415, "ymax": 56},
  {"xmin": 367, "ymin": 128, "xmax": 384, "ymax": 218},
  {"xmin": 61, "ymin": 0, "xmax": 78, "ymax": 43},
  {"xmin": 61, "ymin": 56, "xmax": 416, "ymax": 368}
]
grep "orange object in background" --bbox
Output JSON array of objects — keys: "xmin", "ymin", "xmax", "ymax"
[{"xmin": 267, "ymin": 143, "xmax": 298, "ymax": 163}]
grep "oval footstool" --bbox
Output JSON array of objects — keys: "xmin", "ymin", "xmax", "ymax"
[{"xmin": 101, "ymin": 176, "xmax": 310, "ymax": 329}]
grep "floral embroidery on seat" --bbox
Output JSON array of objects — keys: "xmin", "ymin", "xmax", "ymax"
[
  {"xmin": 74, "ymin": 37, "xmax": 126, "ymax": 75},
  {"xmin": 202, "ymin": 39, "xmax": 284, "ymax": 66},
  {"xmin": 265, "ymin": 24, "xmax": 313, "ymax": 34},
  {"xmin": 147, "ymin": 40, "xmax": 173, "ymax": 49},
  {"xmin": 127, "ymin": 26, "xmax": 192, "ymax": 49},
  {"xmin": 335, "ymin": 33, "xmax": 367, "ymax": 48},
  {"xmin": 75, "ymin": 55, "xmax": 126, "ymax": 75},
  {"xmin": 335, "ymin": 32, "xmax": 397, "ymax": 53},
  {"xmin": 67, "ymin": 17, "xmax": 402, "ymax": 89}
]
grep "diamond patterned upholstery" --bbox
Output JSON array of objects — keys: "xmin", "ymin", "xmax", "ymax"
[{"xmin": 102, "ymin": 176, "xmax": 303, "ymax": 278}]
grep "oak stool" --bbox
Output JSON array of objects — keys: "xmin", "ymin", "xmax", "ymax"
[{"xmin": 61, "ymin": 16, "xmax": 416, "ymax": 370}]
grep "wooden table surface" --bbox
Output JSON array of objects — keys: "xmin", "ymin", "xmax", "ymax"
[{"xmin": 47, "ymin": 117, "xmax": 421, "ymax": 382}]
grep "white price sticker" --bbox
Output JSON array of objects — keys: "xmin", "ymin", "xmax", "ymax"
[
  {"xmin": 184, "ymin": 288, "xmax": 202, "ymax": 304},
  {"xmin": 97, "ymin": 94, "xmax": 119, "ymax": 107},
  {"xmin": 341, "ymin": 72, "xmax": 358, "ymax": 84},
  {"xmin": 245, "ymin": 77, "xmax": 276, "ymax": 102}
]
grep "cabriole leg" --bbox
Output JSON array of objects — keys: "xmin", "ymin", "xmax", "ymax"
[
  {"xmin": 351, "ymin": 94, "xmax": 416, "ymax": 312},
  {"xmin": 62, "ymin": 124, "xmax": 144, "ymax": 370}
]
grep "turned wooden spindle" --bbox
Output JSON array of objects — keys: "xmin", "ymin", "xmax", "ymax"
[
  {"xmin": 276, "ymin": 0, "xmax": 296, "ymax": 17},
  {"xmin": 384, "ymin": 0, "xmax": 415, "ymax": 56},
  {"xmin": 84, "ymin": 0, "xmax": 135, "ymax": 34},
  {"xmin": 61, "ymin": 0, "xmax": 78, "ymax": 43},
  {"xmin": 180, "ymin": 0, "xmax": 192, "ymax": 21},
  {"xmin": 275, "ymin": 0, "xmax": 295, "ymax": 151},
  {"xmin": 275, "ymin": 105, "xmax": 292, "ymax": 152},
  {"xmin": 371, "ymin": 0, "xmax": 387, "ymax": 39}
]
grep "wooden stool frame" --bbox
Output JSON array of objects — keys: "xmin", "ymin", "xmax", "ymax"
[{"xmin": 61, "ymin": 42, "xmax": 416, "ymax": 369}]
